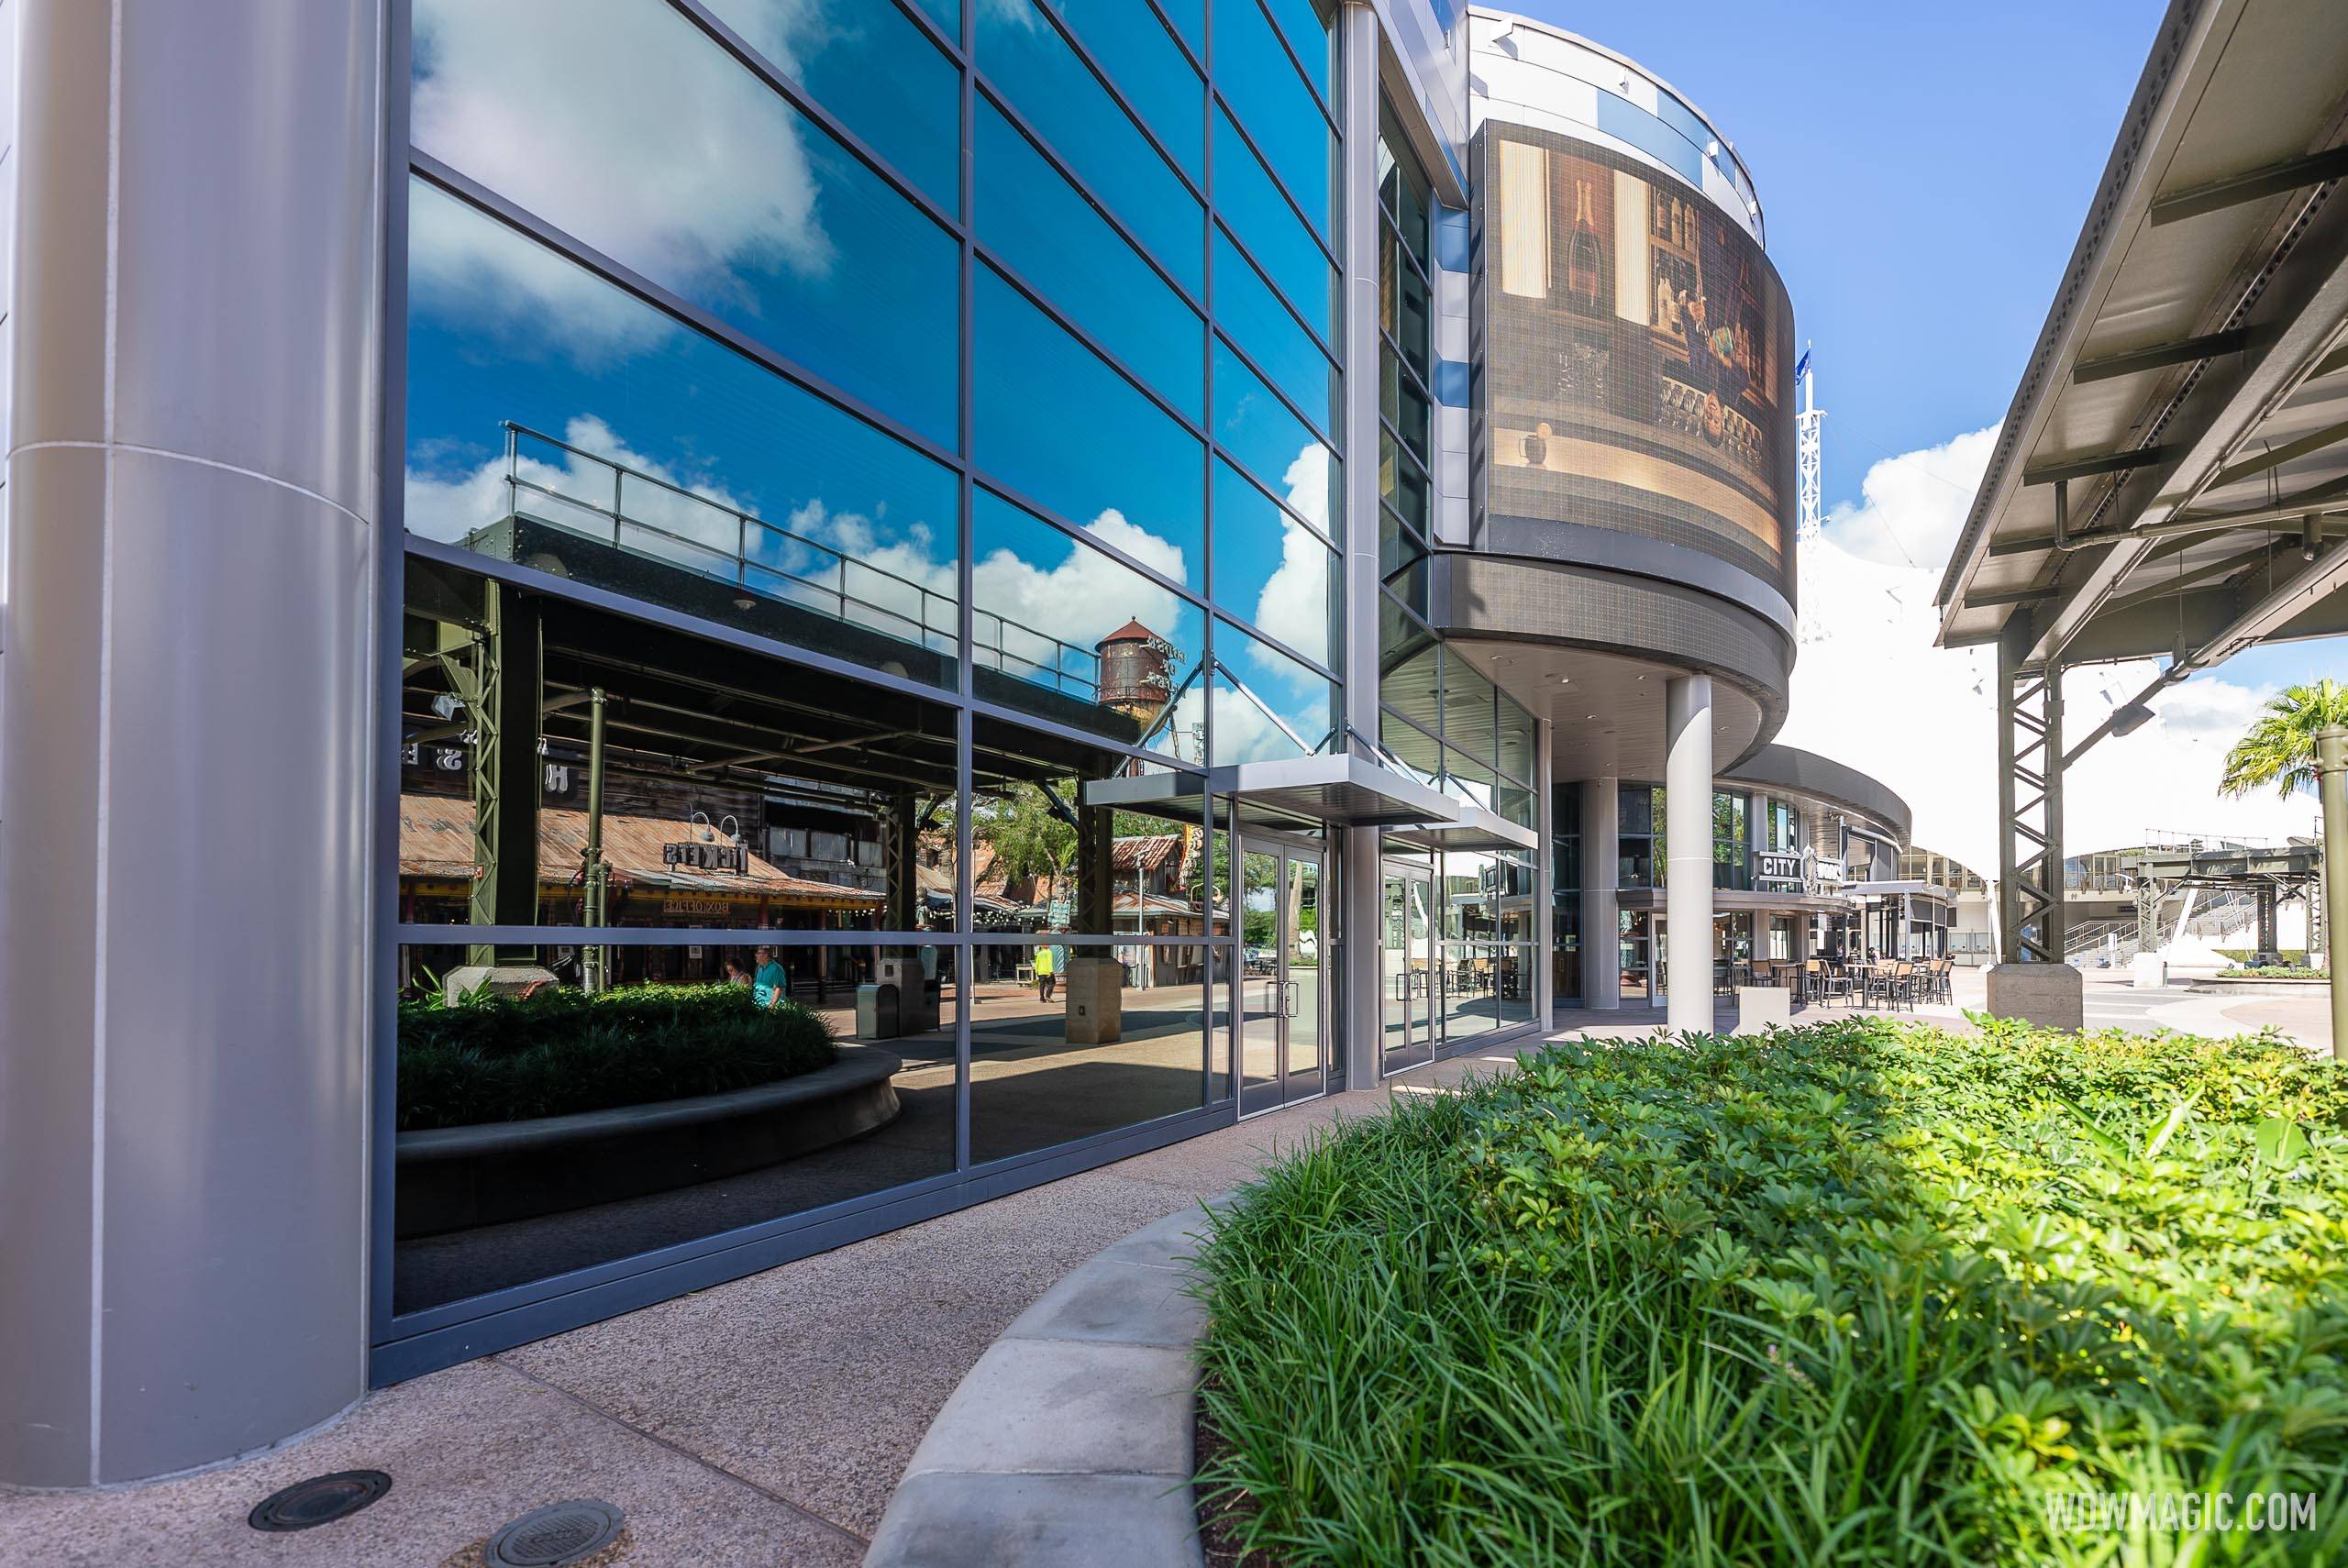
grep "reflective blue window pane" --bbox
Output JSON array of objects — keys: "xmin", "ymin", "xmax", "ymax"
[
  {"xmin": 979, "ymin": 0, "xmax": 1203, "ymax": 294},
  {"xmin": 907, "ymin": 0, "xmax": 957, "ymax": 37},
  {"xmin": 1157, "ymin": 0, "xmax": 1204, "ymax": 52},
  {"xmin": 1212, "ymin": 618, "xmax": 1337, "ymax": 766},
  {"xmin": 410, "ymin": 0, "xmax": 958, "ymax": 447},
  {"xmin": 1212, "ymin": 108, "xmax": 1334, "ymax": 340},
  {"xmin": 1593, "ymin": 90, "xmax": 1705, "ymax": 190},
  {"xmin": 1212, "ymin": 459, "xmax": 1335, "ymax": 669},
  {"xmin": 975, "ymin": 265, "xmax": 1205, "ymax": 570},
  {"xmin": 1213, "ymin": 230, "xmax": 1334, "ymax": 440},
  {"xmin": 699, "ymin": 0, "xmax": 960, "ymax": 212},
  {"xmin": 404, "ymin": 181, "xmax": 960, "ymax": 688},
  {"xmin": 972, "ymin": 491, "xmax": 1206, "ymax": 759},
  {"xmin": 1213, "ymin": 339, "xmax": 1336, "ymax": 540},
  {"xmin": 1210, "ymin": 0, "xmax": 1332, "ymax": 237},
  {"xmin": 1040, "ymin": 0, "xmax": 1202, "ymax": 179},
  {"xmin": 1257, "ymin": 0, "xmax": 1332, "ymax": 103},
  {"xmin": 977, "ymin": 101, "xmax": 1203, "ymax": 420}
]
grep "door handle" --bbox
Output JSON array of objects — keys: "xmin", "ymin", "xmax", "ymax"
[{"xmin": 1285, "ymin": 980, "xmax": 1299, "ymax": 1018}]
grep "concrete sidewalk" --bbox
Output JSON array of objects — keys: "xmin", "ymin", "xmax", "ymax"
[
  {"xmin": 12, "ymin": 970, "xmax": 2329, "ymax": 1566},
  {"xmin": 5, "ymin": 1053, "xmax": 1505, "ymax": 1568}
]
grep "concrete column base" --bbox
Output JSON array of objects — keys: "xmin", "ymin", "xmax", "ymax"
[
  {"xmin": 1987, "ymin": 962, "xmax": 2083, "ymax": 1029},
  {"xmin": 1736, "ymin": 986, "xmax": 1790, "ymax": 1032},
  {"xmin": 1064, "ymin": 957, "xmax": 1124, "ymax": 1044}
]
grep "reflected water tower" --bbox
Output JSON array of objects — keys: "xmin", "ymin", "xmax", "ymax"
[{"xmin": 1096, "ymin": 618, "xmax": 1174, "ymax": 722}]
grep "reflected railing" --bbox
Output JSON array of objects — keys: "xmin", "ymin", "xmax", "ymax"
[{"xmin": 489, "ymin": 421, "xmax": 1102, "ymax": 701}]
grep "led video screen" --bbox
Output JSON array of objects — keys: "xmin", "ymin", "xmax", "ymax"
[{"xmin": 1479, "ymin": 123, "xmax": 1796, "ymax": 595}]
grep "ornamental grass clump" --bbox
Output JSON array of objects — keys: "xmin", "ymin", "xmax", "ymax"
[
  {"xmin": 398, "ymin": 982, "xmax": 835, "ymax": 1131},
  {"xmin": 1194, "ymin": 1016, "xmax": 2348, "ymax": 1566}
]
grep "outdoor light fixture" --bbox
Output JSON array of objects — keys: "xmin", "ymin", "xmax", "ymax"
[
  {"xmin": 2303, "ymin": 512, "xmax": 2321, "ymax": 561},
  {"xmin": 2110, "ymin": 701, "xmax": 2156, "ymax": 736}
]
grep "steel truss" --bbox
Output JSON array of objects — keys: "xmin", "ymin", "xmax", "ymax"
[{"xmin": 1998, "ymin": 644, "xmax": 2066, "ymax": 962}]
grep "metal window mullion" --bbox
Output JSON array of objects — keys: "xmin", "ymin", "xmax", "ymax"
[{"xmin": 1379, "ymin": 326, "xmax": 1434, "ymax": 403}]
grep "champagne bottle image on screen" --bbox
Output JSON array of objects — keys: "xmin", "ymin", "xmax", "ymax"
[{"xmin": 1567, "ymin": 180, "xmax": 1603, "ymax": 314}]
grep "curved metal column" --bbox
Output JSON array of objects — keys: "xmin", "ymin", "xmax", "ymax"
[
  {"xmin": 0, "ymin": 0, "xmax": 382, "ymax": 1485},
  {"xmin": 1664, "ymin": 676, "xmax": 1714, "ymax": 1035}
]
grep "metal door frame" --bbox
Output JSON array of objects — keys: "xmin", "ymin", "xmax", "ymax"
[
  {"xmin": 1238, "ymin": 835, "xmax": 1330, "ymax": 1118},
  {"xmin": 1380, "ymin": 858, "xmax": 1436, "ymax": 1076}
]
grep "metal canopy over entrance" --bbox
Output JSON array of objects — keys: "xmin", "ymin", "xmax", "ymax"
[
  {"xmin": 1935, "ymin": 0, "xmax": 2348, "ymax": 962},
  {"xmin": 1083, "ymin": 752, "xmax": 1475, "ymax": 836}
]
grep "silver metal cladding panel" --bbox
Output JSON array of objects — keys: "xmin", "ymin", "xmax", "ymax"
[
  {"xmin": 0, "ymin": 0, "xmax": 381, "ymax": 1485},
  {"xmin": 1663, "ymin": 673, "xmax": 1714, "ymax": 1036},
  {"xmin": 1340, "ymin": 1, "xmax": 1390, "ymax": 1094},
  {"xmin": 1429, "ymin": 549, "xmax": 1792, "ymax": 731}
]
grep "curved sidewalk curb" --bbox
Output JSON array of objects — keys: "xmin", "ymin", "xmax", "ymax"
[{"xmin": 863, "ymin": 1198, "xmax": 1233, "ymax": 1568}]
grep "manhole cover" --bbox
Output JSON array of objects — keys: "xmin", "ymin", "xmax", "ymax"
[
  {"xmin": 248, "ymin": 1470, "xmax": 393, "ymax": 1531},
  {"xmin": 485, "ymin": 1500, "xmax": 626, "ymax": 1567}
]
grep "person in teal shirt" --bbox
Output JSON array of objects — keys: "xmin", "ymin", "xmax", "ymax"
[{"xmin": 752, "ymin": 944, "xmax": 790, "ymax": 1010}]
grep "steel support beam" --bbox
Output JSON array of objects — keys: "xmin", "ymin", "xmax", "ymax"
[
  {"xmin": 2071, "ymin": 326, "xmax": 2269, "ymax": 382},
  {"xmin": 2149, "ymin": 143, "xmax": 2348, "ymax": 226},
  {"xmin": 1997, "ymin": 639, "xmax": 2066, "ymax": 963}
]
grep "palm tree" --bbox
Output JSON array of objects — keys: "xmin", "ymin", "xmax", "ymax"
[{"xmin": 2218, "ymin": 678, "xmax": 2348, "ymax": 800}]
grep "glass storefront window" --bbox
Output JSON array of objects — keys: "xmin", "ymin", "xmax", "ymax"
[
  {"xmin": 975, "ymin": 265, "xmax": 1205, "ymax": 569},
  {"xmin": 1211, "ymin": 0, "xmax": 1333, "ymax": 238},
  {"xmin": 1211, "ymin": 459, "xmax": 1337, "ymax": 669},
  {"xmin": 405, "ymin": 182, "xmax": 963, "ymax": 691},
  {"xmin": 411, "ymin": 0, "xmax": 958, "ymax": 445},
  {"xmin": 976, "ymin": 99, "xmax": 1205, "ymax": 419},
  {"xmin": 393, "ymin": 936, "xmax": 959, "ymax": 1314},
  {"xmin": 970, "ymin": 491, "xmax": 1205, "ymax": 760},
  {"xmin": 1212, "ymin": 619, "xmax": 1339, "ymax": 767},
  {"xmin": 699, "ymin": 0, "xmax": 961, "ymax": 210},
  {"xmin": 979, "ymin": 0, "xmax": 1203, "ymax": 293},
  {"xmin": 1440, "ymin": 653, "xmax": 1498, "ymax": 773},
  {"xmin": 1213, "ymin": 108, "xmax": 1337, "ymax": 339},
  {"xmin": 1039, "ymin": 0, "xmax": 1204, "ymax": 180},
  {"xmin": 1214, "ymin": 229, "xmax": 1338, "ymax": 439}
]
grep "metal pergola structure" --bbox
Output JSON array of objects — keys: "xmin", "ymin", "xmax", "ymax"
[{"xmin": 1936, "ymin": 0, "xmax": 2348, "ymax": 966}]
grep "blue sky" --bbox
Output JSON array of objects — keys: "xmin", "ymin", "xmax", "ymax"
[{"xmin": 1501, "ymin": 0, "xmax": 2335, "ymax": 695}]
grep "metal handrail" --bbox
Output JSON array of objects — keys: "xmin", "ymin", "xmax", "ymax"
[{"xmin": 498, "ymin": 421, "xmax": 1102, "ymax": 700}]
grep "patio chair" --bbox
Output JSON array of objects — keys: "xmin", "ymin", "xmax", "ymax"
[{"xmin": 1807, "ymin": 958, "xmax": 1851, "ymax": 1008}]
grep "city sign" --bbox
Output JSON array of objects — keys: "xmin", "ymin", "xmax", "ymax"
[
  {"xmin": 1752, "ymin": 850, "xmax": 1803, "ymax": 892},
  {"xmin": 664, "ymin": 840, "xmax": 747, "ymax": 875}
]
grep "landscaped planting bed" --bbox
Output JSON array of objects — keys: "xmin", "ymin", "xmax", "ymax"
[
  {"xmin": 399, "ymin": 983, "xmax": 835, "ymax": 1131},
  {"xmin": 1195, "ymin": 1017, "xmax": 2348, "ymax": 1565}
]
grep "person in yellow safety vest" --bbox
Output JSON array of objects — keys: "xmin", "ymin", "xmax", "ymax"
[{"xmin": 1035, "ymin": 937, "xmax": 1057, "ymax": 1003}]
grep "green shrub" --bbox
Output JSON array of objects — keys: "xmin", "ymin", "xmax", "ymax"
[
  {"xmin": 2223, "ymin": 966, "xmax": 2330, "ymax": 980},
  {"xmin": 1195, "ymin": 1017, "xmax": 2348, "ymax": 1565},
  {"xmin": 398, "ymin": 983, "xmax": 835, "ymax": 1131}
]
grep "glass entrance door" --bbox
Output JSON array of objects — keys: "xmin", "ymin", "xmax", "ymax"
[
  {"xmin": 1239, "ymin": 843, "xmax": 1327, "ymax": 1116},
  {"xmin": 1381, "ymin": 865, "xmax": 1435, "ymax": 1075}
]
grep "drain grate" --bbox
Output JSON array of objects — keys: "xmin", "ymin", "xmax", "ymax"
[
  {"xmin": 248, "ymin": 1470, "xmax": 393, "ymax": 1531},
  {"xmin": 485, "ymin": 1499, "xmax": 626, "ymax": 1567}
]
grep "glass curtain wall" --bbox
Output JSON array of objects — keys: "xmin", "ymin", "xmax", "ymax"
[{"xmin": 389, "ymin": 0, "xmax": 1341, "ymax": 1352}]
